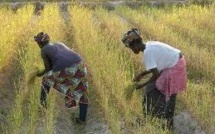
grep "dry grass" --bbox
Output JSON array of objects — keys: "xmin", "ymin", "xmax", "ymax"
[
  {"xmin": 1, "ymin": 2, "xmax": 215, "ymax": 134},
  {"xmin": 116, "ymin": 5, "xmax": 215, "ymax": 133}
]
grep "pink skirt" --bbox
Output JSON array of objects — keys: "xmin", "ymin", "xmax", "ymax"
[{"xmin": 156, "ymin": 57, "xmax": 187, "ymax": 101}]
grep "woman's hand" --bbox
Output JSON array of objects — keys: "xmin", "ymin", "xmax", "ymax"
[
  {"xmin": 37, "ymin": 70, "xmax": 45, "ymax": 77},
  {"xmin": 133, "ymin": 73, "xmax": 142, "ymax": 82}
]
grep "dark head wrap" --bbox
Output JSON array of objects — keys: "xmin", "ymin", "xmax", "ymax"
[
  {"xmin": 122, "ymin": 28, "xmax": 141, "ymax": 47},
  {"xmin": 34, "ymin": 32, "xmax": 50, "ymax": 43}
]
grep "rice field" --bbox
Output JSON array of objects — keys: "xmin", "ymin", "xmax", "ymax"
[{"xmin": 0, "ymin": 2, "xmax": 215, "ymax": 134}]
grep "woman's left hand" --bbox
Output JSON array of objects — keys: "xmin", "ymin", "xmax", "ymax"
[
  {"xmin": 133, "ymin": 73, "xmax": 142, "ymax": 82},
  {"xmin": 37, "ymin": 72, "xmax": 44, "ymax": 77},
  {"xmin": 37, "ymin": 69, "xmax": 46, "ymax": 77}
]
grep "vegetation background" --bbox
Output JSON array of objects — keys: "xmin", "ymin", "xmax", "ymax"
[{"xmin": 0, "ymin": 0, "xmax": 215, "ymax": 134}]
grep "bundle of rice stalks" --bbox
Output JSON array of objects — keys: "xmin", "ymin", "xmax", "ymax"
[
  {"xmin": 27, "ymin": 70, "xmax": 38, "ymax": 85},
  {"xmin": 124, "ymin": 82, "xmax": 136, "ymax": 101}
]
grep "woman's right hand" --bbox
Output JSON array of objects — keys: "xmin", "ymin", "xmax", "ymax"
[{"xmin": 133, "ymin": 73, "xmax": 142, "ymax": 82}]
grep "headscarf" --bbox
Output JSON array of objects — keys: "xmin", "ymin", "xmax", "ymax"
[
  {"xmin": 34, "ymin": 32, "xmax": 50, "ymax": 43},
  {"xmin": 122, "ymin": 28, "xmax": 141, "ymax": 47}
]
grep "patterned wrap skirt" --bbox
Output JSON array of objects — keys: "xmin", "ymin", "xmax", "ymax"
[{"xmin": 42, "ymin": 61, "xmax": 88, "ymax": 108}]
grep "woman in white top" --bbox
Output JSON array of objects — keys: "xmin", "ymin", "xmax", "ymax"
[{"xmin": 122, "ymin": 28, "xmax": 187, "ymax": 130}]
